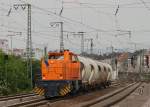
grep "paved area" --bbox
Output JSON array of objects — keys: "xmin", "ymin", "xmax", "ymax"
[
  {"xmin": 112, "ymin": 82, "xmax": 150, "ymax": 107},
  {"xmin": 142, "ymin": 98, "xmax": 150, "ymax": 107}
]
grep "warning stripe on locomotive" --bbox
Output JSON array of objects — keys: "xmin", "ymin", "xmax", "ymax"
[
  {"xmin": 33, "ymin": 87, "xmax": 45, "ymax": 96},
  {"xmin": 59, "ymin": 84, "xmax": 71, "ymax": 96}
]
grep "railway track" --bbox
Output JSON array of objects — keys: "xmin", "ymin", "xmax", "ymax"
[
  {"xmin": 109, "ymin": 80, "xmax": 128, "ymax": 88},
  {"xmin": 0, "ymin": 93, "xmax": 33, "ymax": 98},
  {"xmin": 7, "ymin": 97, "xmax": 46, "ymax": 107},
  {"xmin": 1, "ymin": 93, "xmax": 70, "ymax": 107},
  {"xmin": 0, "ymin": 81, "xmax": 129, "ymax": 107},
  {"xmin": 7, "ymin": 96, "xmax": 72, "ymax": 107},
  {"xmin": 0, "ymin": 93, "xmax": 42, "ymax": 107},
  {"xmin": 75, "ymin": 82, "xmax": 142, "ymax": 107},
  {"xmin": 28, "ymin": 81, "xmax": 128, "ymax": 107},
  {"xmin": 0, "ymin": 93, "xmax": 36, "ymax": 101}
]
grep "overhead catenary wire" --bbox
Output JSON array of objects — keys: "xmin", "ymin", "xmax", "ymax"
[
  {"xmin": 139, "ymin": 0, "xmax": 150, "ymax": 11},
  {"xmin": 10, "ymin": 0, "xmax": 118, "ymax": 51},
  {"xmin": 19, "ymin": 0, "xmax": 149, "ymax": 36},
  {"xmin": 1, "ymin": 0, "xmax": 150, "ymax": 53},
  {"xmin": 71, "ymin": 1, "xmax": 114, "ymax": 24},
  {"xmin": 0, "ymin": 24, "xmax": 60, "ymax": 39},
  {"xmin": 1, "ymin": 2, "xmax": 82, "ymax": 45},
  {"xmin": 62, "ymin": 1, "xmax": 150, "ymax": 8},
  {"xmin": 19, "ymin": 0, "xmax": 116, "ymax": 34},
  {"xmin": 0, "ymin": 6, "xmax": 62, "ymax": 40},
  {"xmin": 18, "ymin": 0, "xmax": 132, "ymax": 50},
  {"xmin": 19, "ymin": 1, "xmax": 135, "ymax": 38}
]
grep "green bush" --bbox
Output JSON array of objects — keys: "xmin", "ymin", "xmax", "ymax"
[{"xmin": 0, "ymin": 50, "xmax": 40, "ymax": 95}]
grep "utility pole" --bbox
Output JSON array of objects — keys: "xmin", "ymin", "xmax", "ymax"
[
  {"xmin": 50, "ymin": 22, "xmax": 64, "ymax": 52},
  {"xmin": 7, "ymin": 31, "xmax": 22, "ymax": 55},
  {"xmin": 60, "ymin": 22, "xmax": 64, "ymax": 52},
  {"xmin": 13, "ymin": 4, "xmax": 33, "ymax": 88},
  {"xmin": 110, "ymin": 44, "xmax": 114, "ymax": 70},
  {"xmin": 98, "ymin": 49, "xmax": 102, "ymax": 55},
  {"xmin": 27, "ymin": 4, "xmax": 33, "ymax": 88},
  {"xmin": 85, "ymin": 38, "xmax": 94, "ymax": 54},
  {"xmin": 73, "ymin": 32, "xmax": 85, "ymax": 54},
  {"xmin": 140, "ymin": 51, "xmax": 142, "ymax": 73},
  {"xmin": 81, "ymin": 32, "xmax": 84, "ymax": 54},
  {"xmin": 139, "ymin": 49, "xmax": 144, "ymax": 73},
  {"xmin": 111, "ymin": 45, "xmax": 114, "ymax": 54},
  {"xmin": 7, "ymin": 35, "xmax": 15, "ymax": 54},
  {"xmin": 90, "ymin": 39, "xmax": 93, "ymax": 54}
]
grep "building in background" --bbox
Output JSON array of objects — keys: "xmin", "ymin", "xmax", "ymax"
[
  {"xmin": 13, "ymin": 48, "xmax": 25, "ymax": 56},
  {"xmin": 32, "ymin": 48, "xmax": 44, "ymax": 59},
  {"xmin": 0, "ymin": 39, "xmax": 9, "ymax": 53}
]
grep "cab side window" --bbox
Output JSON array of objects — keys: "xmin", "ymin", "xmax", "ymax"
[{"xmin": 72, "ymin": 55, "xmax": 78, "ymax": 62}]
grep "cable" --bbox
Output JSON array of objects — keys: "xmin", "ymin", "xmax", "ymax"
[
  {"xmin": 63, "ymin": 1, "xmax": 150, "ymax": 8},
  {"xmin": 76, "ymin": 1, "xmax": 114, "ymax": 23},
  {"xmin": 139, "ymin": 0, "xmax": 150, "ymax": 11},
  {"xmin": 0, "ymin": 24, "xmax": 60, "ymax": 41},
  {"xmin": 20, "ymin": 0, "xmax": 115, "ymax": 34}
]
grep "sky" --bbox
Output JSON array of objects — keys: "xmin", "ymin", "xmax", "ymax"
[{"xmin": 0, "ymin": 0, "xmax": 150, "ymax": 55}]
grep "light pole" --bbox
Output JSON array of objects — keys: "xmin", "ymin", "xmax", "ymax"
[
  {"xmin": 7, "ymin": 31, "xmax": 22, "ymax": 55},
  {"xmin": 13, "ymin": 3, "xmax": 33, "ymax": 88},
  {"xmin": 50, "ymin": 22, "xmax": 64, "ymax": 52},
  {"xmin": 85, "ymin": 38, "xmax": 94, "ymax": 54},
  {"xmin": 7, "ymin": 35, "xmax": 15, "ymax": 55},
  {"xmin": 73, "ymin": 32, "xmax": 86, "ymax": 54}
]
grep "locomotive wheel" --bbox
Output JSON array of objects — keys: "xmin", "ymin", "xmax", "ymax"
[
  {"xmin": 102, "ymin": 83, "xmax": 107, "ymax": 89},
  {"xmin": 106, "ymin": 82, "xmax": 110, "ymax": 87}
]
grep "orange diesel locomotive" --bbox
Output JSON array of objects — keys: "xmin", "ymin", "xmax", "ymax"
[
  {"xmin": 34, "ymin": 50, "xmax": 81, "ymax": 98},
  {"xmin": 34, "ymin": 50, "xmax": 112, "ymax": 98}
]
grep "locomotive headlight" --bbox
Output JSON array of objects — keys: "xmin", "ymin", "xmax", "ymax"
[
  {"xmin": 43, "ymin": 75, "xmax": 46, "ymax": 80},
  {"xmin": 59, "ymin": 74, "xmax": 63, "ymax": 79}
]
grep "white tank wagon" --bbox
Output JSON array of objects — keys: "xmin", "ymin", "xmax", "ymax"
[
  {"xmin": 78, "ymin": 56, "xmax": 113, "ymax": 88},
  {"xmin": 96, "ymin": 62, "xmax": 110, "ymax": 83},
  {"xmin": 101, "ymin": 63, "xmax": 113, "ymax": 81},
  {"xmin": 78, "ymin": 56, "xmax": 92, "ymax": 84},
  {"xmin": 35, "ymin": 50, "xmax": 114, "ymax": 98}
]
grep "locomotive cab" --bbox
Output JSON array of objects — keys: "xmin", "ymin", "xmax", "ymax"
[{"xmin": 42, "ymin": 50, "xmax": 81, "ymax": 80}]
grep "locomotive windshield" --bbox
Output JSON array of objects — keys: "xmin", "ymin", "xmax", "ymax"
[
  {"xmin": 72, "ymin": 55, "xmax": 79, "ymax": 62},
  {"xmin": 49, "ymin": 55, "xmax": 64, "ymax": 60},
  {"xmin": 48, "ymin": 54, "xmax": 64, "ymax": 60}
]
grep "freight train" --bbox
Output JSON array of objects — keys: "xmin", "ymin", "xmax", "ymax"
[{"xmin": 33, "ymin": 50, "xmax": 113, "ymax": 98}]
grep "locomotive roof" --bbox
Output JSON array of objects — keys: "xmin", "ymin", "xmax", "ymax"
[{"xmin": 48, "ymin": 50, "xmax": 77, "ymax": 56}]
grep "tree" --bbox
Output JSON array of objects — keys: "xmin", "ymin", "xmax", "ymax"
[{"xmin": 0, "ymin": 50, "xmax": 40, "ymax": 95}]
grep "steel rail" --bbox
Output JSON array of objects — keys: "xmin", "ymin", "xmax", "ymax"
[{"xmin": 75, "ymin": 82, "xmax": 141, "ymax": 107}]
